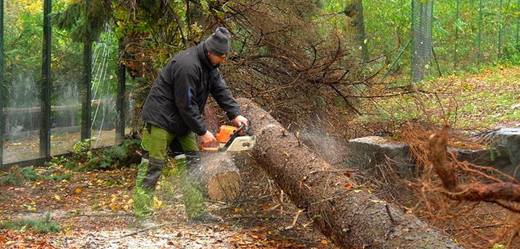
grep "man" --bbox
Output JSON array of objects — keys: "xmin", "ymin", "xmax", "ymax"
[{"xmin": 133, "ymin": 27, "xmax": 248, "ymax": 222}]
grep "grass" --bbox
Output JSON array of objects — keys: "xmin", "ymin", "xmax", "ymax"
[
  {"xmin": 359, "ymin": 64, "xmax": 520, "ymax": 131},
  {"xmin": 0, "ymin": 213, "xmax": 60, "ymax": 233}
]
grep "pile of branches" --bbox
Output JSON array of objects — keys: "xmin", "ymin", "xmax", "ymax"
[
  {"xmin": 400, "ymin": 123, "xmax": 520, "ymax": 248},
  {"xmin": 223, "ymin": 0, "xmax": 366, "ymax": 126}
]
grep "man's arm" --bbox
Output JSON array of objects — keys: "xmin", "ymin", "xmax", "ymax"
[
  {"xmin": 210, "ymin": 70, "xmax": 242, "ymax": 121},
  {"xmin": 173, "ymin": 66, "xmax": 208, "ymax": 136}
]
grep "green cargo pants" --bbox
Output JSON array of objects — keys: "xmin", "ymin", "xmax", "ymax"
[{"xmin": 133, "ymin": 124, "xmax": 205, "ymax": 219}]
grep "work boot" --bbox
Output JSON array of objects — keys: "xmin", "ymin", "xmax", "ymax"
[{"xmin": 142, "ymin": 157, "xmax": 165, "ymax": 189}]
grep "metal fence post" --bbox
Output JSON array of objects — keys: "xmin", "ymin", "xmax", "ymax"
[
  {"xmin": 116, "ymin": 39, "xmax": 126, "ymax": 143},
  {"xmin": 81, "ymin": 41, "xmax": 92, "ymax": 140},
  {"xmin": 411, "ymin": 0, "xmax": 433, "ymax": 83},
  {"xmin": 81, "ymin": 1, "xmax": 92, "ymax": 140},
  {"xmin": 411, "ymin": 0, "xmax": 419, "ymax": 82},
  {"xmin": 40, "ymin": 0, "xmax": 52, "ymax": 159}
]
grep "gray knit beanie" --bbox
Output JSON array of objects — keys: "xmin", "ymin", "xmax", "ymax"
[{"xmin": 205, "ymin": 27, "xmax": 231, "ymax": 55}]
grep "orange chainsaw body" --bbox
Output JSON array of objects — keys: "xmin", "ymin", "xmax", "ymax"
[
  {"xmin": 216, "ymin": 125, "xmax": 237, "ymax": 144},
  {"xmin": 203, "ymin": 125, "xmax": 255, "ymax": 152}
]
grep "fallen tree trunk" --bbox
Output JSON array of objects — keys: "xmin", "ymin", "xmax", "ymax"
[{"xmin": 237, "ymin": 98, "xmax": 461, "ymax": 249}]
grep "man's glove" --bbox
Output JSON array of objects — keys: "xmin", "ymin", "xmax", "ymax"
[{"xmin": 231, "ymin": 115, "xmax": 249, "ymax": 128}]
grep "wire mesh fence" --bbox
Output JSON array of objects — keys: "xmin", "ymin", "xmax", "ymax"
[{"xmin": 0, "ymin": 0, "xmax": 129, "ymax": 167}]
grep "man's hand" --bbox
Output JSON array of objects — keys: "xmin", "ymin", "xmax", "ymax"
[
  {"xmin": 200, "ymin": 131, "xmax": 218, "ymax": 148},
  {"xmin": 231, "ymin": 115, "xmax": 249, "ymax": 128}
]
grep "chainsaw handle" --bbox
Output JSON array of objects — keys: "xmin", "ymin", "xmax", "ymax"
[
  {"xmin": 236, "ymin": 120, "xmax": 252, "ymax": 136},
  {"xmin": 223, "ymin": 124, "xmax": 248, "ymax": 149}
]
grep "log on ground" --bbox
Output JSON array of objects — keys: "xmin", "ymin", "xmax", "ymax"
[{"xmin": 237, "ymin": 97, "xmax": 461, "ymax": 249}]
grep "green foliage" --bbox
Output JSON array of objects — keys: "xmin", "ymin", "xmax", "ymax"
[
  {"xmin": 0, "ymin": 213, "xmax": 60, "ymax": 234},
  {"xmin": 53, "ymin": 0, "xmax": 112, "ymax": 43},
  {"xmin": 72, "ymin": 139, "xmax": 92, "ymax": 159},
  {"xmin": 0, "ymin": 166, "xmax": 72, "ymax": 186},
  {"xmin": 4, "ymin": 0, "xmax": 86, "ymax": 109},
  {"xmin": 68, "ymin": 138, "xmax": 141, "ymax": 171},
  {"xmin": 85, "ymin": 139, "xmax": 141, "ymax": 170},
  {"xmin": 0, "ymin": 168, "xmax": 25, "ymax": 186},
  {"xmin": 40, "ymin": 169, "xmax": 73, "ymax": 182},
  {"xmin": 20, "ymin": 166, "xmax": 39, "ymax": 181},
  {"xmin": 0, "ymin": 166, "xmax": 38, "ymax": 186},
  {"xmin": 356, "ymin": 65, "xmax": 520, "ymax": 130},
  {"xmin": 320, "ymin": 0, "xmax": 519, "ymax": 79},
  {"xmin": 49, "ymin": 156, "xmax": 77, "ymax": 170}
]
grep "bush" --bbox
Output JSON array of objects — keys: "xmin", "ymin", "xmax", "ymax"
[
  {"xmin": 84, "ymin": 139, "xmax": 141, "ymax": 170},
  {"xmin": 0, "ymin": 166, "xmax": 39, "ymax": 186}
]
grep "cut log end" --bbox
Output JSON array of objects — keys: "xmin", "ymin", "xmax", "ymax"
[
  {"xmin": 206, "ymin": 171, "xmax": 241, "ymax": 202},
  {"xmin": 199, "ymin": 153, "xmax": 242, "ymax": 202}
]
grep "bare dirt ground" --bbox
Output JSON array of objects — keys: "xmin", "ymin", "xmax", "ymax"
[{"xmin": 0, "ymin": 155, "xmax": 337, "ymax": 249}]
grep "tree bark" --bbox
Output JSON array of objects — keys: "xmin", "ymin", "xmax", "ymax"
[{"xmin": 237, "ymin": 98, "xmax": 462, "ymax": 249}]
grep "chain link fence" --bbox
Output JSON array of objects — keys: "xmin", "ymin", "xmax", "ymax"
[{"xmin": 418, "ymin": 0, "xmax": 519, "ymax": 82}]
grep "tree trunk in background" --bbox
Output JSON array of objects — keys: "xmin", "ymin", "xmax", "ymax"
[
  {"xmin": 237, "ymin": 97, "xmax": 462, "ymax": 249},
  {"xmin": 345, "ymin": 0, "xmax": 369, "ymax": 63}
]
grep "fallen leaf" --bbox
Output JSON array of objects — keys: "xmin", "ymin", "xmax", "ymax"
[
  {"xmin": 153, "ymin": 197, "xmax": 163, "ymax": 209},
  {"xmin": 74, "ymin": 187, "xmax": 82, "ymax": 194}
]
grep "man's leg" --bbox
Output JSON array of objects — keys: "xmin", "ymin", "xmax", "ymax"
[
  {"xmin": 175, "ymin": 133, "xmax": 206, "ymax": 219},
  {"xmin": 176, "ymin": 133, "xmax": 222, "ymax": 223},
  {"xmin": 133, "ymin": 125, "xmax": 173, "ymax": 219}
]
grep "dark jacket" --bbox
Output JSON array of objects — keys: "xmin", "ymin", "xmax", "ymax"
[{"xmin": 141, "ymin": 43, "xmax": 241, "ymax": 136}]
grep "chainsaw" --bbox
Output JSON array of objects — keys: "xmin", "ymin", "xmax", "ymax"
[{"xmin": 202, "ymin": 124, "xmax": 255, "ymax": 152}]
